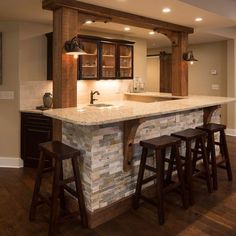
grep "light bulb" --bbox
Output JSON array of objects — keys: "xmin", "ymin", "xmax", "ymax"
[{"xmin": 73, "ymin": 54, "xmax": 79, "ymax": 59}]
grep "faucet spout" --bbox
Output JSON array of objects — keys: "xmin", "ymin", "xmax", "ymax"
[{"xmin": 90, "ymin": 90, "xmax": 100, "ymax": 104}]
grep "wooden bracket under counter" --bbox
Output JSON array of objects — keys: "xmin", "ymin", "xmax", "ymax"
[
  {"xmin": 123, "ymin": 118, "xmax": 146, "ymax": 171},
  {"xmin": 203, "ymin": 105, "xmax": 221, "ymax": 125}
]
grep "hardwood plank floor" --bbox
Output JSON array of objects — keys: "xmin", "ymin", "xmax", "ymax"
[{"xmin": 0, "ymin": 136, "xmax": 236, "ymax": 236}]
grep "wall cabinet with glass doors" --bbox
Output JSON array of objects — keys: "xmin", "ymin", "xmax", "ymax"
[{"xmin": 78, "ymin": 35, "xmax": 134, "ymax": 80}]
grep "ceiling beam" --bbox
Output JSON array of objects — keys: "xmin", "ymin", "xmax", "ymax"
[{"xmin": 42, "ymin": 0, "xmax": 194, "ymax": 33}]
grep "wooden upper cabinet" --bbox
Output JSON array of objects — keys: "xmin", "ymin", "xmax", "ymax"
[{"xmin": 78, "ymin": 35, "xmax": 134, "ymax": 80}]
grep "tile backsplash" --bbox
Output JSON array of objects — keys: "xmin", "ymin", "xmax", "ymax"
[
  {"xmin": 20, "ymin": 80, "xmax": 132, "ymax": 109},
  {"xmin": 20, "ymin": 80, "xmax": 52, "ymax": 109}
]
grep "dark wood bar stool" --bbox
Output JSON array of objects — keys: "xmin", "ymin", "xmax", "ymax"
[
  {"xmin": 196, "ymin": 123, "xmax": 232, "ymax": 190},
  {"xmin": 171, "ymin": 129, "xmax": 213, "ymax": 206},
  {"xmin": 133, "ymin": 135, "xmax": 187, "ymax": 225},
  {"xmin": 29, "ymin": 141, "xmax": 88, "ymax": 236}
]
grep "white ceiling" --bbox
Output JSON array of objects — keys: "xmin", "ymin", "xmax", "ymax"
[{"xmin": 0, "ymin": 0, "xmax": 235, "ymax": 48}]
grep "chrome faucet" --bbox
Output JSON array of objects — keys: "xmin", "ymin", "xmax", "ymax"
[{"xmin": 90, "ymin": 90, "xmax": 100, "ymax": 104}]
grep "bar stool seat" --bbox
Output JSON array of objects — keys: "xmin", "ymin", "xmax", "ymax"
[
  {"xmin": 171, "ymin": 128, "xmax": 213, "ymax": 205},
  {"xmin": 134, "ymin": 135, "xmax": 187, "ymax": 225},
  {"xmin": 29, "ymin": 141, "xmax": 88, "ymax": 236},
  {"xmin": 197, "ymin": 123, "xmax": 232, "ymax": 190}
]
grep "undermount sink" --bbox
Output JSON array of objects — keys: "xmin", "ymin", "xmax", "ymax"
[{"xmin": 88, "ymin": 103, "xmax": 113, "ymax": 107}]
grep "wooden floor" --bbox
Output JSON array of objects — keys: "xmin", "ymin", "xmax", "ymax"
[{"xmin": 1, "ymin": 136, "xmax": 236, "ymax": 236}]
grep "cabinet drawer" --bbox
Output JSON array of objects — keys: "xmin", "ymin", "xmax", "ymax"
[{"xmin": 21, "ymin": 113, "xmax": 52, "ymax": 127}]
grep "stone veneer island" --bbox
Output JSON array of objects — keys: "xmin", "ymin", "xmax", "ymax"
[{"xmin": 43, "ymin": 92, "xmax": 236, "ymax": 228}]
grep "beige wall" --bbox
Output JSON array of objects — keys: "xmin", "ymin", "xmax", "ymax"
[
  {"xmin": 0, "ymin": 21, "xmax": 52, "ymax": 162},
  {"xmin": 0, "ymin": 22, "xmax": 20, "ymax": 159},
  {"xmin": 227, "ymin": 39, "xmax": 236, "ymax": 132},
  {"xmin": 188, "ymin": 41, "xmax": 227, "ymax": 97},
  {"xmin": 19, "ymin": 22, "xmax": 52, "ymax": 81}
]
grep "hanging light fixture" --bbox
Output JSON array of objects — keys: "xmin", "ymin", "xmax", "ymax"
[
  {"xmin": 64, "ymin": 36, "xmax": 87, "ymax": 59},
  {"xmin": 183, "ymin": 51, "xmax": 198, "ymax": 65}
]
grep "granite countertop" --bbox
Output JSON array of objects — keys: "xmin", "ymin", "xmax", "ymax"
[{"xmin": 42, "ymin": 93, "xmax": 236, "ymax": 126}]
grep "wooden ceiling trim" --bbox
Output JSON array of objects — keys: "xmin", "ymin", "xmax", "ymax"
[{"xmin": 42, "ymin": 0, "xmax": 194, "ymax": 33}]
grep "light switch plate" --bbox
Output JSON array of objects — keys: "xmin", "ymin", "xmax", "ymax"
[
  {"xmin": 0, "ymin": 91, "xmax": 15, "ymax": 99},
  {"xmin": 210, "ymin": 69, "xmax": 217, "ymax": 75},
  {"xmin": 211, "ymin": 84, "xmax": 219, "ymax": 90}
]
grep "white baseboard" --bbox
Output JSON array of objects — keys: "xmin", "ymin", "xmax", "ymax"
[
  {"xmin": 226, "ymin": 128, "xmax": 236, "ymax": 137},
  {"xmin": 0, "ymin": 157, "xmax": 23, "ymax": 168}
]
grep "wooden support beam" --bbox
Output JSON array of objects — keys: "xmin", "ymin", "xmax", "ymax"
[
  {"xmin": 171, "ymin": 32, "xmax": 188, "ymax": 96},
  {"xmin": 42, "ymin": 0, "xmax": 193, "ymax": 33},
  {"xmin": 52, "ymin": 7, "xmax": 82, "ymax": 140},
  {"xmin": 123, "ymin": 118, "xmax": 146, "ymax": 171}
]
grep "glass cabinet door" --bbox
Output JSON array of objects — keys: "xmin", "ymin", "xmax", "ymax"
[
  {"xmin": 119, "ymin": 45, "xmax": 133, "ymax": 79},
  {"xmin": 101, "ymin": 42, "xmax": 116, "ymax": 79},
  {"xmin": 78, "ymin": 41, "xmax": 98, "ymax": 80}
]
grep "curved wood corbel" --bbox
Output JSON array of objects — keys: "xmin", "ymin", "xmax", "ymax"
[
  {"xmin": 123, "ymin": 118, "xmax": 146, "ymax": 171},
  {"xmin": 203, "ymin": 105, "xmax": 221, "ymax": 125}
]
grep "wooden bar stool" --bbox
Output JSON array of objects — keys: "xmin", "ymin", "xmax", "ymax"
[
  {"xmin": 29, "ymin": 141, "xmax": 88, "ymax": 236},
  {"xmin": 133, "ymin": 135, "xmax": 187, "ymax": 225},
  {"xmin": 197, "ymin": 123, "xmax": 232, "ymax": 190},
  {"xmin": 171, "ymin": 128, "xmax": 213, "ymax": 206}
]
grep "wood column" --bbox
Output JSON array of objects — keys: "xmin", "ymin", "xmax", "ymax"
[
  {"xmin": 171, "ymin": 32, "xmax": 188, "ymax": 96},
  {"xmin": 52, "ymin": 7, "xmax": 81, "ymax": 140}
]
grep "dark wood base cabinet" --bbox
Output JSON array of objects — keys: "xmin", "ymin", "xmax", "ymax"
[{"xmin": 21, "ymin": 113, "xmax": 52, "ymax": 168}]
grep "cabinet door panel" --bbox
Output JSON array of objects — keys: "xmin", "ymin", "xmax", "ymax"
[
  {"xmin": 101, "ymin": 42, "xmax": 116, "ymax": 79},
  {"xmin": 22, "ymin": 126, "xmax": 52, "ymax": 168},
  {"xmin": 21, "ymin": 113, "xmax": 52, "ymax": 168},
  {"xmin": 118, "ymin": 45, "xmax": 133, "ymax": 79},
  {"xmin": 119, "ymin": 45, "xmax": 133, "ymax": 79},
  {"xmin": 78, "ymin": 40, "xmax": 99, "ymax": 80}
]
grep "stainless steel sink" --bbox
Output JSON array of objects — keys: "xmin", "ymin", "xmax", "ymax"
[{"xmin": 88, "ymin": 103, "xmax": 113, "ymax": 107}]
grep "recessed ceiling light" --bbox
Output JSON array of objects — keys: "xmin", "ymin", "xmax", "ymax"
[
  {"xmin": 85, "ymin": 20, "xmax": 93, "ymax": 24},
  {"xmin": 149, "ymin": 31, "xmax": 155, "ymax": 35},
  {"xmin": 124, "ymin": 27, "xmax": 131, "ymax": 31},
  {"xmin": 162, "ymin": 8, "xmax": 171, "ymax": 13},
  {"xmin": 195, "ymin": 17, "xmax": 203, "ymax": 22}
]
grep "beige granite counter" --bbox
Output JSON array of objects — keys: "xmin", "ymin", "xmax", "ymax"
[{"xmin": 43, "ymin": 94, "xmax": 236, "ymax": 125}]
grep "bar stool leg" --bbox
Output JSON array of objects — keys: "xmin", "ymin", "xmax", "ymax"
[
  {"xmin": 185, "ymin": 141, "xmax": 194, "ymax": 206},
  {"xmin": 156, "ymin": 149, "xmax": 165, "ymax": 225},
  {"xmin": 72, "ymin": 156, "xmax": 88, "ymax": 228},
  {"xmin": 59, "ymin": 162, "xmax": 66, "ymax": 210},
  {"xmin": 133, "ymin": 147, "xmax": 148, "ymax": 209},
  {"xmin": 49, "ymin": 159, "xmax": 61, "ymax": 236},
  {"xmin": 209, "ymin": 133, "xmax": 218, "ymax": 190},
  {"xmin": 166, "ymin": 149, "xmax": 175, "ymax": 185},
  {"xmin": 220, "ymin": 130, "xmax": 233, "ymax": 181},
  {"xmin": 174, "ymin": 145, "xmax": 188, "ymax": 209},
  {"xmin": 200, "ymin": 137, "xmax": 213, "ymax": 193},
  {"xmin": 29, "ymin": 151, "xmax": 46, "ymax": 221}
]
